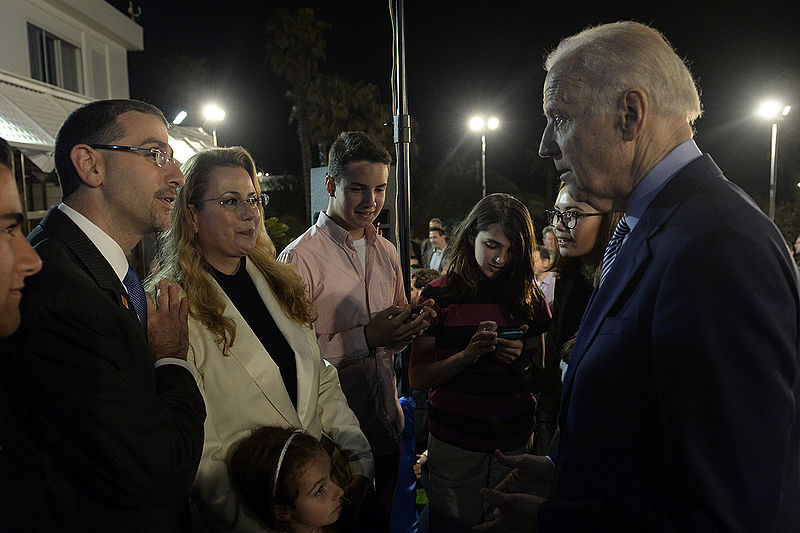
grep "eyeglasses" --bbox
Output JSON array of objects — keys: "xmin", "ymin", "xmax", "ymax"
[
  {"xmin": 194, "ymin": 193, "xmax": 270, "ymax": 210},
  {"xmin": 545, "ymin": 208, "xmax": 603, "ymax": 230},
  {"xmin": 89, "ymin": 144, "xmax": 175, "ymax": 169}
]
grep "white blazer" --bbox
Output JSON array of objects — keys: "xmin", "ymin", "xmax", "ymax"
[{"xmin": 188, "ymin": 258, "xmax": 374, "ymax": 532}]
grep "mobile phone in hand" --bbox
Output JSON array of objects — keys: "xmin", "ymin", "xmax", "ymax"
[
  {"xmin": 404, "ymin": 304, "xmax": 425, "ymax": 323},
  {"xmin": 497, "ymin": 328, "xmax": 525, "ymax": 340}
]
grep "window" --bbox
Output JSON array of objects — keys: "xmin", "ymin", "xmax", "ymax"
[{"xmin": 27, "ymin": 24, "xmax": 83, "ymax": 94}]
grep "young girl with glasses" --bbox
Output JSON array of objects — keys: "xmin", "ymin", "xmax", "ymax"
[
  {"xmin": 531, "ymin": 184, "xmax": 623, "ymax": 455},
  {"xmin": 408, "ymin": 193, "xmax": 550, "ymax": 531},
  {"xmin": 227, "ymin": 427, "xmax": 346, "ymax": 533}
]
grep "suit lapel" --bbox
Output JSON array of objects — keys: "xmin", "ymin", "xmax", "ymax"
[
  {"xmin": 562, "ymin": 155, "xmax": 723, "ymax": 399},
  {"xmin": 215, "ymin": 261, "xmax": 304, "ymax": 428},
  {"xmin": 33, "ymin": 207, "xmax": 145, "ymax": 339}
]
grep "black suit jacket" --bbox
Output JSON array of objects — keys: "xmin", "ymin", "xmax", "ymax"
[
  {"xmin": 0, "ymin": 207, "xmax": 206, "ymax": 532},
  {"xmin": 0, "ymin": 337, "xmax": 57, "ymax": 532},
  {"xmin": 539, "ymin": 156, "xmax": 800, "ymax": 532}
]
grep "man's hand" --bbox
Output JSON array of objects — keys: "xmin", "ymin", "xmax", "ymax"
[
  {"xmin": 473, "ymin": 451, "xmax": 554, "ymax": 532},
  {"xmin": 488, "ymin": 451, "xmax": 554, "ymax": 496},
  {"xmin": 146, "ymin": 280, "xmax": 190, "ymax": 362},
  {"xmin": 365, "ymin": 301, "xmax": 436, "ymax": 349},
  {"xmin": 472, "ymin": 489, "xmax": 545, "ymax": 533},
  {"xmin": 492, "ymin": 324, "xmax": 530, "ymax": 364}
]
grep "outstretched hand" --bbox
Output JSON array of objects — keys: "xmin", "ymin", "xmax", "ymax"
[
  {"xmin": 472, "ymin": 488, "xmax": 545, "ymax": 533},
  {"xmin": 473, "ymin": 451, "xmax": 554, "ymax": 533},
  {"xmin": 489, "ymin": 451, "xmax": 554, "ymax": 496}
]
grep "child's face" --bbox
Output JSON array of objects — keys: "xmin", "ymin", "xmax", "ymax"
[
  {"xmin": 473, "ymin": 223, "xmax": 513, "ymax": 279},
  {"xmin": 287, "ymin": 450, "xmax": 344, "ymax": 530}
]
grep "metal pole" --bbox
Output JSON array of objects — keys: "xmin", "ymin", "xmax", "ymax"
[
  {"xmin": 393, "ymin": 0, "xmax": 413, "ymax": 398},
  {"xmin": 212, "ymin": 128, "xmax": 218, "ymax": 147},
  {"xmin": 481, "ymin": 133, "xmax": 487, "ymax": 198},
  {"xmin": 768, "ymin": 121, "xmax": 778, "ymax": 220}
]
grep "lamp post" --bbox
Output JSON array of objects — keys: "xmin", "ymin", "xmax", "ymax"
[
  {"xmin": 757, "ymin": 100, "xmax": 791, "ymax": 220},
  {"xmin": 203, "ymin": 104, "xmax": 226, "ymax": 146},
  {"xmin": 469, "ymin": 116, "xmax": 499, "ymax": 198}
]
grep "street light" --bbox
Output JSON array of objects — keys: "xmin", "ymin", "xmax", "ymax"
[
  {"xmin": 203, "ymin": 104, "xmax": 226, "ymax": 146},
  {"xmin": 469, "ymin": 115, "xmax": 499, "ymax": 198},
  {"xmin": 757, "ymin": 100, "xmax": 791, "ymax": 220}
]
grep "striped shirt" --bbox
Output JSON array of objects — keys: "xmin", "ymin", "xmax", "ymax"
[{"xmin": 420, "ymin": 276, "xmax": 550, "ymax": 452}]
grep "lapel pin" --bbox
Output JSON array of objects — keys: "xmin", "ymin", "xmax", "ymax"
[{"xmin": 121, "ymin": 294, "xmax": 129, "ymax": 309}]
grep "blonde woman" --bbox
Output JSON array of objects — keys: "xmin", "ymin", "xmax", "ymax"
[{"xmin": 147, "ymin": 147, "xmax": 373, "ymax": 532}]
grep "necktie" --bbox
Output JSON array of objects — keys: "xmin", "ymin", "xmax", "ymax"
[
  {"xmin": 599, "ymin": 216, "xmax": 630, "ymax": 287},
  {"xmin": 123, "ymin": 266, "xmax": 148, "ymax": 329}
]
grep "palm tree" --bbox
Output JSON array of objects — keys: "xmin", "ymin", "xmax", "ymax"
[{"xmin": 265, "ymin": 8, "xmax": 329, "ymax": 221}]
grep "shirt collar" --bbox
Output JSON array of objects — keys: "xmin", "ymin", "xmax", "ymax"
[
  {"xmin": 316, "ymin": 210, "xmax": 377, "ymax": 246},
  {"xmin": 58, "ymin": 202, "xmax": 130, "ymax": 283},
  {"xmin": 625, "ymin": 139, "xmax": 702, "ymax": 232}
]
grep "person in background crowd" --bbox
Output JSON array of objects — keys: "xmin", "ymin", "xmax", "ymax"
[
  {"xmin": 0, "ymin": 100, "xmax": 206, "ymax": 532},
  {"xmin": 541, "ymin": 225, "xmax": 556, "ymax": 255},
  {"xmin": 279, "ymin": 131, "xmax": 434, "ymax": 532},
  {"xmin": 533, "ymin": 246, "xmax": 555, "ymax": 305},
  {"xmin": 149, "ymin": 146, "xmax": 373, "ymax": 532},
  {"xmin": 410, "ymin": 268, "xmax": 441, "ymax": 307},
  {"xmin": 409, "ymin": 193, "xmax": 550, "ymax": 532},
  {"xmin": 479, "ymin": 21, "xmax": 800, "ymax": 532},
  {"xmin": 423, "ymin": 227, "xmax": 448, "ymax": 271}
]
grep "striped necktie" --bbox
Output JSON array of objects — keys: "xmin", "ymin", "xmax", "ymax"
[
  {"xmin": 599, "ymin": 216, "xmax": 630, "ymax": 287},
  {"xmin": 123, "ymin": 266, "xmax": 148, "ymax": 329}
]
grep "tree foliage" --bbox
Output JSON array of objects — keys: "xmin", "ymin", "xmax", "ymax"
[{"xmin": 265, "ymin": 8, "xmax": 391, "ymax": 222}]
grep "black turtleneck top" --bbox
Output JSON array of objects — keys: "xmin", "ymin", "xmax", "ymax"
[{"xmin": 210, "ymin": 259, "xmax": 297, "ymax": 407}]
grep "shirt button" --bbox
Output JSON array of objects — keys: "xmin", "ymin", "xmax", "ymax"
[{"xmin": 352, "ymin": 254, "xmax": 356, "ymax": 258}]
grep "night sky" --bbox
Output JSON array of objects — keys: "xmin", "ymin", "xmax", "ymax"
[{"xmin": 117, "ymin": 0, "xmax": 800, "ymax": 210}]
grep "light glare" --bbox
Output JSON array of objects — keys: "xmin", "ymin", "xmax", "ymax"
[
  {"xmin": 203, "ymin": 104, "xmax": 226, "ymax": 122},
  {"xmin": 469, "ymin": 116, "xmax": 485, "ymax": 131},
  {"xmin": 487, "ymin": 117, "xmax": 499, "ymax": 129},
  {"xmin": 758, "ymin": 101, "xmax": 782, "ymax": 119},
  {"xmin": 172, "ymin": 110, "xmax": 187, "ymax": 125},
  {"xmin": 783, "ymin": 105, "xmax": 792, "ymax": 117}
]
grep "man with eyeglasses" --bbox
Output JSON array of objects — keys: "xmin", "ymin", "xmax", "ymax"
[{"xmin": 0, "ymin": 100, "xmax": 206, "ymax": 532}]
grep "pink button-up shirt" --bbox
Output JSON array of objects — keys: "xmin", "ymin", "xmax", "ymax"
[{"xmin": 278, "ymin": 211, "xmax": 406, "ymax": 455}]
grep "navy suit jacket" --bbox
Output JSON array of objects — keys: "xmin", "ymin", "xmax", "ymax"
[
  {"xmin": 0, "ymin": 207, "xmax": 206, "ymax": 532},
  {"xmin": 539, "ymin": 155, "xmax": 800, "ymax": 532}
]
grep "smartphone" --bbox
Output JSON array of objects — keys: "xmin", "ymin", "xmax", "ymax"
[
  {"xmin": 404, "ymin": 304, "xmax": 425, "ymax": 323},
  {"xmin": 497, "ymin": 328, "xmax": 525, "ymax": 340}
]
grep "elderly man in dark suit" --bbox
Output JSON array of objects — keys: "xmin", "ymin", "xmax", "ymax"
[
  {"xmin": 478, "ymin": 21, "xmax": 800, "ymax": 533},
  {"xmin": 0, "ymin": 100, "xmax": 206, "ymax": 532}
]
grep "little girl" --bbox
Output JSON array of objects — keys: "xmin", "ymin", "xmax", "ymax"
[
  {"xmin": 409, "ymin": 193, "xmax": 550, "ymax": 532},
  {"xmin": 227, "ymin": 427, "xmax": 345, "ymax": 533}
]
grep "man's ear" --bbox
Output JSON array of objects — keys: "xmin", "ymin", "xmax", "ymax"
[
  {"xmin": 619, "ymin": 89, "xmax": 647, "ymax": 142},
  {"xmin": 70, "ymin": 144, "xmax": 104, "ymax": 188},
  {"xmin": 274, "ymin": 504, "xmax": 291, "ymax": 522},
  {"xmin": 325, "ymin": 175, "xmax": 336, "ymax": 197}
]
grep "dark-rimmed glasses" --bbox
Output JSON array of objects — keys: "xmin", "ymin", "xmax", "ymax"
[
  {"xmin": 545, "ymin": 208, "xmax": 603, "ymax": 230},
  {"xmin": 194, "ymin": 193, "xmax": 270, "ymax": 210},
  {"xmin": 89, "ymin": 144, "xmax": 175, "ymax": 169}
]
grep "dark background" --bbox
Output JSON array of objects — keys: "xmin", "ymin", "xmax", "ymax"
[{"xmin": 113, "ymin": 0, "xmax": 800, "ymax": 237}]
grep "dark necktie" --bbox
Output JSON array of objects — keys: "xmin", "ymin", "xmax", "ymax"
[
  {"xmin": 599, "ymin": 216, "xmax": 630, "ymax": 287},
  {"xmin": 123, "ymin": 266, "xmax": 148, "ymax": 329}
]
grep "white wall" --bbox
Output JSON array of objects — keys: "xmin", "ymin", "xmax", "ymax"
[{"xmin": 0, "ymin": 0, "xmax": 142, "ymax": 98}]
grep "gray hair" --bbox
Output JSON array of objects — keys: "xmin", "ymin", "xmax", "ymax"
[{"xmin": 545, "ymin": 21, "xmax": 702, "ymax": 125}]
